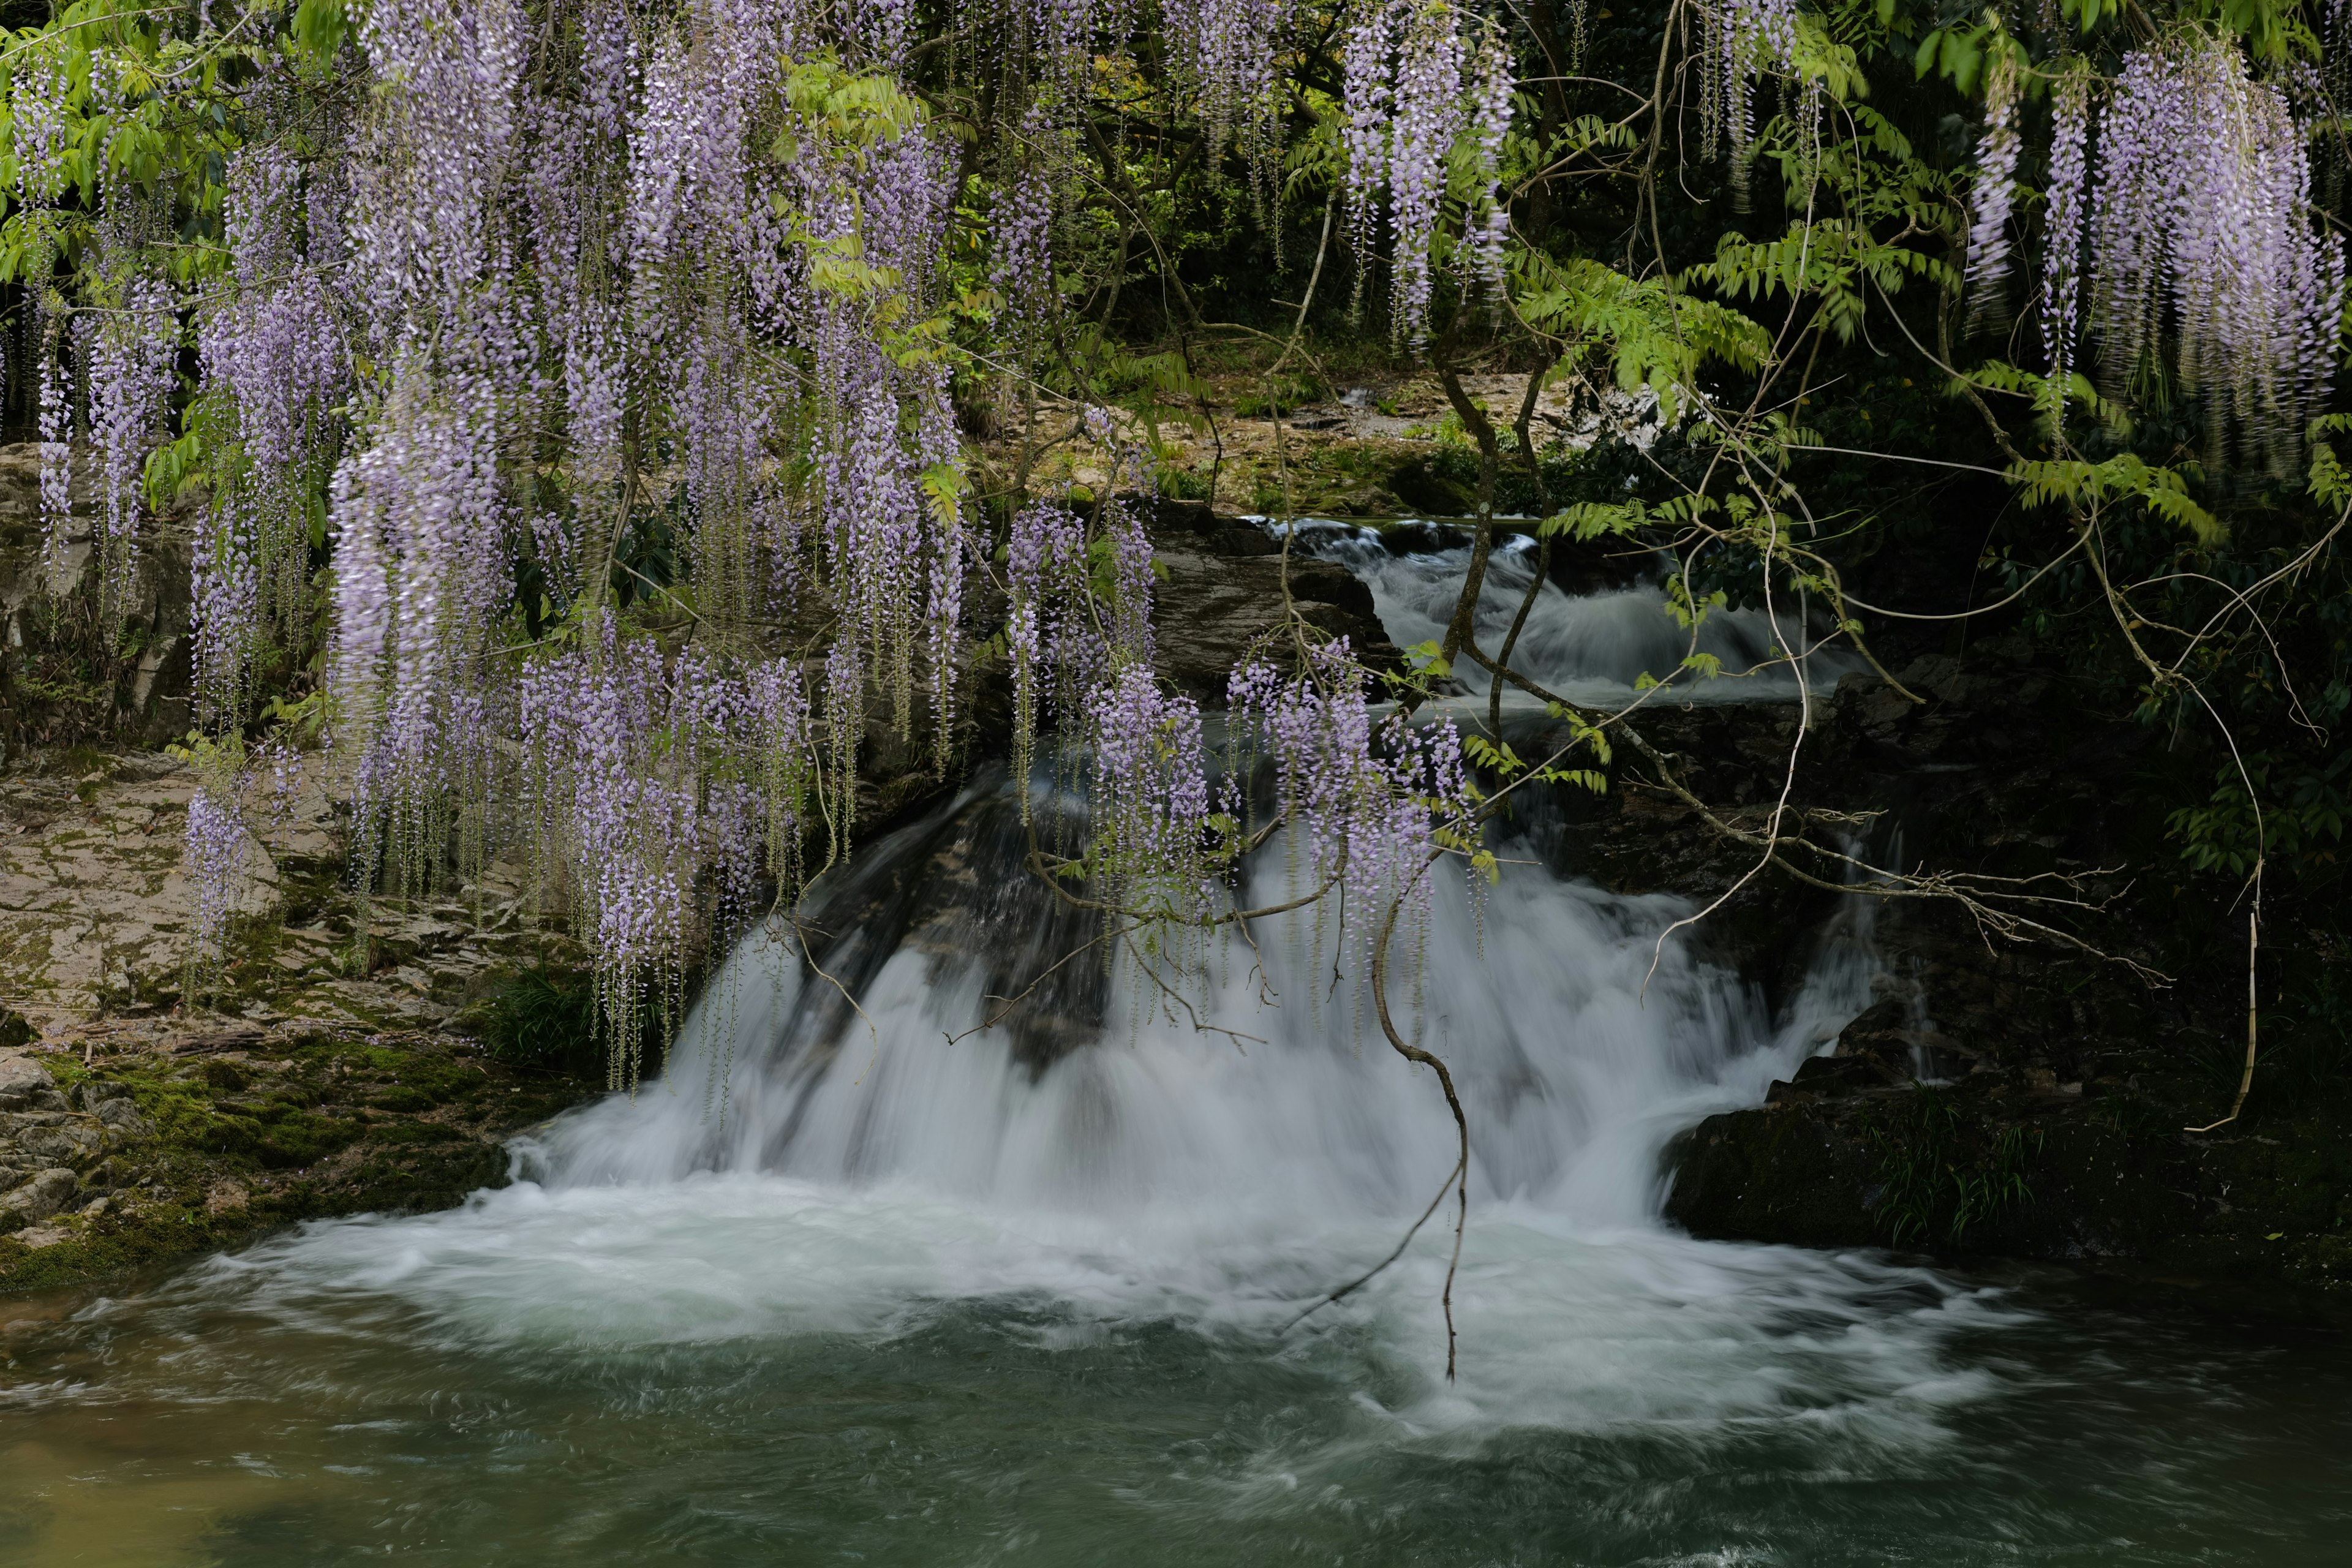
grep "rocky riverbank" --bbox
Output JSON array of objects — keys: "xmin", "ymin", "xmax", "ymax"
[
  {"xmin": 0, "ymin": 1016, "xmax": 603, "ymax": 1294},
  {"xmin": 1664, "ymin": 996, "xmax": 2352, "ymax": 1327}
]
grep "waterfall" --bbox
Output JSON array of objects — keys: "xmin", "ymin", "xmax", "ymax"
[
  {"xmin": 520, "ymin": 516, "xmax": 1877, "ymax": 1225},
  {"xmin": 196, "ymin": 533, "xmax": 2004, "ymax": 1453},
  {"xmin": 1265, "ymin": 518, "xmax": 1868, "ymax": 708},
  {"xmin": 526, "ymin": 775, "xmax": 1875, "ymax": 1237}
]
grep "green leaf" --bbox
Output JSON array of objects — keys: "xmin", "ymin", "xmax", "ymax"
[{"xmin": 292, "ymin": 0, "xmax": 349, "ymax": 64}]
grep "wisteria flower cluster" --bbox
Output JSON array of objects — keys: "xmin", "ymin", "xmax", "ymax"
[
  {"xmin": 34, "ymin": 314, "xmax": 76, "ymax": 594},
  {"xmin": 1003, "ymin": 413, "xmax": 1163, "ymax": 802},
  {"xmin": 81, "ymin": 279, "xmax": 178, "ymax": 627},
  {"xmin": 1227, "ymin": 641, "xmax": 1476, "ymax": 986},
  {"xmin": 991, "ymin": 159, "xmax": 1058, "ymax": 336},
  {"xmin": 1163, "ymin": 0, "xmax": 1288, "ymax": 151},
  {"xmin": 284, "ymin": 0, "xmax": 970, "ymax": 942},
  {"xmin": 1006, "ymin": 498, "xmax": 1099, "ymax": 812},
  {"xmin": 1341, "ymin": 0, "xmax": 1513, "ymax": 349},
  {"xmin": 1088, "ymin": 664, "xmax": 1217, "ymax": 933},
  {"xmin": 9, "ymin": 45, "xmax": 68, "ymax": 208},
  {"xmin": 520, "ymin": 622, "xmax": 815, "ymax": 1080},
  {"xmin": 179, "ymin": 746, "xmax": 254, "ymax": 1006},
  {"xmin": 4, "ymin": 0, "xmax": 1525, "ymax": 1062},
  {"xmin": 2041, "ymin": 65, "xmax": 2092, "ymax": 390},
  {"xmin": 194, "ymin": 147, "xmax": 352, "ymax": 717},
  {"xmin": 1696, "ymin": 0, "xmax": 1801, "ymax": 178},
  {"xmin": 1964, "ymin": 47, "xmax": 2022, "ymax": 325},
  {"xmin": 2080, "ymin": 32, "xmax": 2345, "ymax": 468}
]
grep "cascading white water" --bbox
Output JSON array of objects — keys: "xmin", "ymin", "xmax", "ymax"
[
  {"xmin": 220, "ymin": 786, "xmax": 2013, "ymax": 1452},
  {"xmin": 530, "ymin": 794, "xmax": 1870, "ymax": 1232},
  {"xmin": 20, "ymin": 533, "xmax": 2342, "ymax": 1567},
  {"xmin": 1268, "ymin": 518, "xmax": 1868, "ymax": 709}
]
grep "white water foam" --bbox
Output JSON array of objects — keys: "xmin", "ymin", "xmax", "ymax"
[{"xmin": 181, "ymin": 540, "xmax": 2000, "ymax": 1458}]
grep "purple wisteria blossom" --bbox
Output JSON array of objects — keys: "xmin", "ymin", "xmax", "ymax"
[
  {"xmin": 1089, "ymin": 664, "xmax": 1216, "ymax": 928},
  {"xmin": 2088, "ymin": 35, "xmax": 2345, "ymax": 467},
  {"xmin": 1229, "ymin": 641, "xmax": 1477, "ymax": 986},
  {"xmin": 182, "ymin": 772, "xmax": 250, "ymax": 1003},
  {"xmin": 1340, "ymin": 1, "xmax": 1512, "ymax": 348},
  {"xmin": 1964, "ymin": 48, "xmax": 2022, "ymax": 323}
]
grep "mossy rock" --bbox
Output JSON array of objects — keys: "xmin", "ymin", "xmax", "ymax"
[{"xmin": 1, "ymin": 1028, "xmax": 605, "ymax": 1297}]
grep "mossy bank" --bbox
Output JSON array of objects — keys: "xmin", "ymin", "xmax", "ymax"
[{"xmin": 0, "ymin": 1018, "xmax": 602, "ymax": 1297}]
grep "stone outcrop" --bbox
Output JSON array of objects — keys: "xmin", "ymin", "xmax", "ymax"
[
  {"xmin": 0, "ymin": 442, "xmax": 196, "ymax": 757},
  {"xmin": 1613, "ymin": 652, "xmax": 2352, "ymax": 1327},
  {"xmin": 0, "ymin": 1048, "xmax": 148, "ymax": 1237},
  {"xmin": 0, "ymin": 1020, "xmax": 605, "ymax": 1291},
  {"xmin": 1143, "ymin": 499, "xmax": 1400, "ymax": 701}
]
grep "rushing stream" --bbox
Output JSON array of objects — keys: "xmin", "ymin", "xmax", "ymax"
[{"xmin": 5, "ymin": 537, "xmax": 2349, "ymax": 1564}]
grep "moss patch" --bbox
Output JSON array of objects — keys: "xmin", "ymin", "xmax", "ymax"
[{"xmin": 1, "ymin": 1028, "xmax": 603, "ymax": 1297}]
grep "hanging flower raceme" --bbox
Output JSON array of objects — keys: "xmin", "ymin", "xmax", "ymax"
[
  {"xmin": 35, "ymin": 315, "xmax": 74, "ymax": 592},
  {"xmin": 194, "ymin": 148, "xmax": 351, "ymax": 720},
  {"xmin": 2086, "ymin": 32, "xmax": 2346, "ymax": 469},
  {"xmin": 1163, "ymin": 0, "xmax": 1288, "ymax": 150},
  {"xmin": 348, "ymin": 0, "xmax": 527, "ymax": 342},
  {"xmin": 991, "ymin": 157, "xmax": 1057, "ymax": 336},
  {"xmin": 75, "ymin": 281, "xmax": 177, "ymax": 632},
  {"xmin": 1027, "ymin": 0, "xmax": 1110, "ymax": 89},
  {"xmin": 325, "ymin": 363, "xmax": 510, "ymax": 894},
  {"xmin": 1466, "ymin": 24, "xmax": 1515, "ymax": 305},
  {"xmin": 1098, "ymin": 490, "xmax": 1156, "ymax": 674},
  {"xmin": 1697, "ymin": 0, "xmax": 1802, "ymax": 173},
  {"xmin": 1964, "ymin": 47, "xmax": 2023, "ymax": 325},
  {"xmin": 180, "ymin": 749, "xmax": 253, "ymax": 1006},
  {"xmin": 521, "ymin": 627, "xmax": 816, "ymax": 1085},
  {"xmin": 1340, "ymin": 0, "xmax": 1512, "ymax": 348},
  {"xmin": 1088, "ymin": 664, "xmax": 1218, "ymax": 933},
  {"xmin": 2041, "ymin": 66, "xmax": 2092, "ymax": 390},
  {"xmin": 1227, "ymin": 642, "xmax": 1476, "ymax": 981},
  {"xmin": 9, "ymin": 45, "xmax": 69, "ymax": 208},
  {"xmin": 1006, "ymin": 499, "xmax": 1093, "ymax": 815}
]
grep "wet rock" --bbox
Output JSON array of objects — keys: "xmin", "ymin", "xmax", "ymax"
[
  {"xmin": 1, "ymin": 1167, "xmax": 78, "ymax": 1231},
  {"xmin": 11, "ymin": 1117, "xmax": 106, "ymax": 1169},
  {"xmin": 1388, "ymin": 456, "xmax": 1479, "ymax": 516},
  {"xmin": 69, "ymin": 1078, "xmax": 134, "ymax": 1109},
  {"xmin": 1145, "ymin": 508, "xmax": 1401, "ymax": 704}
]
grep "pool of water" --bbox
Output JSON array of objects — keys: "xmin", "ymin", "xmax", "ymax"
[{"xmin": 4, "ymin": 1182, "xmax": 2347, "ymax": 1567}]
